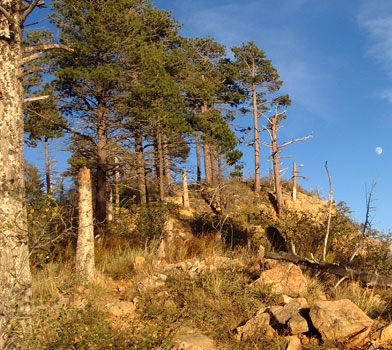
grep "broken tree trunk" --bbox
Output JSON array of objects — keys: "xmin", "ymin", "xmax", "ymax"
[
  {"xmin": 264, "ymin": 250, "xmax": 392, "ymax": 288},
  {"xmin": 182, "ymin": 170, "xmax": 190, "ymax": 209},
  {"xmin": 76, "ymin": 167, "xmax": 95, "ymax": 283}
]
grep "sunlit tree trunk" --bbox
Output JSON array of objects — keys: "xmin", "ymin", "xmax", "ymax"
[
  {"xmin": 182, "ymin": 170, "xmax": 190, "ymax": 209},
  {"xmin": 157, "ymin": 131, "xmax": 165, "ymax": 201},
  {"xmin": 271, "ymin": 119, "xmax": 283, "ymax": 218},
  {"xmin": 135, "ymin": 131, "xmax": 147, "ymax": 204},
  {"xmin": 195, "ymin": 130, "xmax": 202, "ymax": 182},
  {"xmin": 210, "ymin": 145, "xmax": 218, "ymax": 186},
  {"xmin": 44, "ymin": 137, "xmax": 52, "ymax": 195},
  {"xmin": 76, "ymin": 167, "xmax": 95, "ymax": 282},
  {"xmin": 0, "ymin": 2, "xmax": 32, "ymax": 344},
  {"xmin": 252, "ymin": 80, "xmax": 261, "ymax": 192},
  {"xmin": 162, "ymin": 135, "xmax": 172, "ymax": 185},
  {"xmin": 95, "ymin": 107, "xmax": 108, "ymax": 234},
  {"xmin": 203, "ymin": 141, "xmax": 212, "ymax": 185}
]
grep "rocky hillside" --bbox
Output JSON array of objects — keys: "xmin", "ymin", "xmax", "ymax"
[{"xmin": 25, "ymin": 179, "xmax": 392, "ymax": 350}]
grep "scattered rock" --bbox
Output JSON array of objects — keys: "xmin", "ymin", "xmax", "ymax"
[
  {"xmin": 234, "ymin": 308, "xmax": 275, "ymax": 341},
  {"xmin": 285, "ymin": 335, "xmax": 302, "ymax": 350},
  {"xmin": 309, "ymin": 299, "xmax": 373, "ymax": 348},
  {"xmin": 278, "ymin": 295, "xmax": 293, "ymax": 305},
  {"xmin": 105, "ymin": 300, "xmax": 136, "ymax": 317},
  {"xmin": 288, "ymin": 313, "xmax": 309, "ymax": 335},
  {"xmin": 134, "ymin": 256, "xmax": 146, "ymax": 269},
  {"xmin": 255, "ymin": 260, "xmax": 307, "ymax": 297},
  {"xmin": 379, "ymin": 324, "xmax": 392, "ymax": 343},
  {"xmin": 173, "ymin": 327, "xmax": 215, "ymax": 350},
  {"xmin": 269, "ymin": 298, "xmax": 309, "ymax": 335},
  {"xmin": 137, "ymin": 273, "xmax": 167, "ymax": 292}
]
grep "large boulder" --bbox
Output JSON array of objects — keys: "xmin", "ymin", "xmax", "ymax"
[
  {"xmin": 309, "ymin": 299, "xmax": 373, "ymax": 347},
  {"xmin": 254, "ymin": 260, "xmax": 307, "ymax": 297}
]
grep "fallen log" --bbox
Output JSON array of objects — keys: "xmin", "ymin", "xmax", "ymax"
[{"xmin": 264, "ymin": 251, "xmax": 392, "ymax": 288}]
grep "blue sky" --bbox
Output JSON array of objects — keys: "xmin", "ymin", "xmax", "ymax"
[{"xmin": 26, "ymin": 0, "xmax": 392, "ymax": 232}]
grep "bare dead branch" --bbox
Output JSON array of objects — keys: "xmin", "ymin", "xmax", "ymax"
[
  {"xmin": 264, "ymin": 250, "xmax": 392, "ymax": 288},
  {"xmin": 24, "ymin": 106, "xmax": 95, "ymax": 143},
  {"xmin": 24, "ymin": 95, "xmax": 49, "ymax": 103},
  {"xmin": 19, "ymin": 66, "xmax": 43, "ymax": 78},
  {"xmin": 0, "ymin": 5, "xmax": 14, "ymax": 26},
  {"xmin": 348, "ymin": 183, "xmax": 376, "ymax": 266},
  {"xmin": 22, "ymin": 0, "xmax": 45, "ymax": 23},
  {"xmin": 22, "ymin": 44, "xmax": 73, "ymax": 64},
  {"xmin": 23, "ymin": 43, "xmax": 72, "ymax": 53},
  {"xmin": 322, "ymin": 161, "xmax": 333, "ymax": 262},
  {"xmin": 279, "ymin": 134, "xmax": 313, "ymax": 148}
]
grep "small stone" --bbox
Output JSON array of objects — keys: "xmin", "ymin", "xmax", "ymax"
[
  {"xmin": 379, "ymin": 324, "xmax": 392, "ymax": 343},
  {"xmin": 134, "ymin": 256, "xmax": 146, "ymax": 268},
  {"xmin": 278, "ymin": 295, "xmax": 293, "ymax": 305},
  {"xmin": 285, "ymin": 335, "xmax": 302, "ymax": 350}
]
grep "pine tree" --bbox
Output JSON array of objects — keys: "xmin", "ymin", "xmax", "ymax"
[
  {"xmin": 24, "ymin": 84, "xmax": 67, "ymax": 194},
  {"xmin": 51, "ymin": 0, "xmax": 180, "ymax": 231},
  {"xmin": 0, "ymin": 1, "xmax": 70, "ymax": 345},
  {"xmin": 232, "ymin": 41, "xmax": 284, "ymax": 192}
]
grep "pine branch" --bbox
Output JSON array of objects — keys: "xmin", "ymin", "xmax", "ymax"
[
  {"xmin": 22, "ymin": 0, "xmax": 45, "ymax": 23},
  {"xmin": 24, "ymin": 95, "xmax": 49, "ymax": 103},
  {"xmin": 0, "ymin": 5, "xmax": 14, "ymax": 26},
  {"xmin": 22, "ymin": 44, "xmax": 73, "ymax": 64}
]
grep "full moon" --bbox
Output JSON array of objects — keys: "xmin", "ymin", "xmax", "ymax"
[{"xmin": 376, "ymin": 147, "xmax": 383, "ymax": 155}]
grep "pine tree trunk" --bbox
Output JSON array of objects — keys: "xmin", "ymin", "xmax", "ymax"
[
  {"xmin": 107, "ymin": 181, "xmax": 113, "ymax": 223},
  {"xmin": 182, "ymin": 170, "xmax": 190, "ymax": 209},
  {"xmin": 95, "ymin": 108, "xmax": 108, "ymax": 234},
  {"xmin": 76, "ymin": 167, "xmax": 95, "ymax": 282},
  {"xmin": 195, "ymin": 130, "xmax": 202, "ymax": 182},
  {"xmin": 44, "ymin": 137, "xmax": 51, "ymax": 195},
  {"xmin": 218, "ymin": 152, "xmax": 223, "ymax": 183},
  {"xmin": 292, "ymin": 162, "xmax": 297, "ymax": 201},
  {"xmin": 157, "ymin": 131, "xmax": 165, "ymax": 201},
  {"xmin": 252, "ymin": 81, "xmax": 261, "ymax": 192},
  {"xmin": 271, "ymin": 120, "xmax": 283, "ymax": 218},
  {"xmin": 210, "ymin": 144, "xmax": 218, "ymax": 186},
  {"xmin": 203, "ymin": 141, "xmax": 212, "ymax": 185},
  {"xmin": 114, "ymin": 156, "xmax": 120, "ymax": 210},
  {"xmin": 162, "ymin": 135, "xmax": 172, "ymax": 185},
  {"xmin": 135, "ymin": 131, "xmax": 147, "ymax": 205},
  {"xmin": 0, "ymin": 3, "xmax": 32, "ymax": 345}
]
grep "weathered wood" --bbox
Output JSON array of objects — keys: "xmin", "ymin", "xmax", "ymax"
[
  {"xmin": 76, "ymin": 167, "xmax": 95, "ymax": 283},
  {"xmin": 0, "ymin": 1, "xmax": 32, "ymax": 345},
  {"xmin": 264, "ymin": 251, "xmax": 392, "ymax": 288},
  {"xmin": 182, "ymin": 170, "xmax": 190, "ymax": 209}
]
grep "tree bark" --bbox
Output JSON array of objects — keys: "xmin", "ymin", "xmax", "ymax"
[
  {"xmin": 210, "ymin": 144, "xmax": 218, "ymax": 186},
  {"xmin": 44, "ymin": 137, "xmax": 51, "ymax": 195},
  {"xmin": 95, "ymin": 107, "xmax": 108, "ymax": 234},
  {"xmin": 195, "ymin": 130, "xmax": 201, "ymax": 183},
  {"xmin": 201, "ymin": 104, "xmax": 212, "ymax": 185},
  {"xmin": 182, "ymin": 170, "xmax": 190, "ymax": 209},
  {"xmin": 203, "ymin": 141, "xmax": 212, "ymax": 185},
  {"xmin": 162, "ymin": 134, "xmax": 172, "ymax": 185},
  {"xmin": 135, "ymin": 131, "xmax": 147, "ymax": 205},
  {"xmin": 252, "ymin": 80, "xmax": 261, "ymax": 192},
  {"xmin": 218, "ymin": 151, "xmax": 223, "ymax": 183},
  {"xmin": 292, "ymin": 162, "xmax": 297, "ymax": 201},
  {"xmin": 0, "ymin": 2, "xmax": 32, "ymax": 345},
  {"xmin": 76, "ymin": 167, "xmax": 95, "ymax": 282},
  {"xmin": 114, "ymin": 156, "xmax": 120, "ymax": 211},
  {"xmin": 271, "ymin": 117, "xmax": 284, "ymax": 218},
  {"xmin": 157, "ymin": 131, "xmax": 165, "ymax": 201}
]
